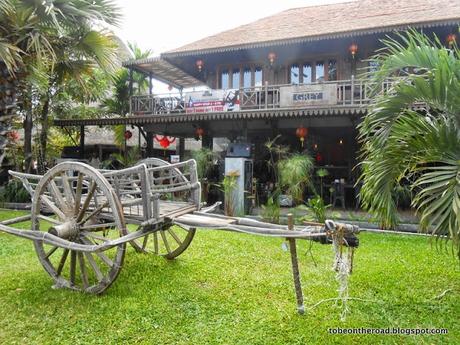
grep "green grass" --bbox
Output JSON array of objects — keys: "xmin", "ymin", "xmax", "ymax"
[{"xmin": 0, "ymin": 209, "xmax": 458, "ymax": 344}]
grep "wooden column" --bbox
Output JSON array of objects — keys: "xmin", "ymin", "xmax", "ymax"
[
  {"xmin": 146, "ymin": 131, "xmax": 154, "ymax": 157},
  {"xmin": 149, "ymin": 73, "xmax": 153, "ymax": 95},
  {"xmin": 176, "ymin": 137, "xmax": 185, "ymax": 161},
  {"xmin": 79, "ymin": 125, "xmax": 85, "ymax": 159},
  {"xmin": 202, "ymin": 134, "xmax": 213, "ymax": 150}
]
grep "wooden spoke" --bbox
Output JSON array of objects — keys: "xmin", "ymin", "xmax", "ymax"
[
  {"xmin": 142, "ymin": 234, "xmax": 149, "ymax": 250},
  {"xmin": 61, "ymin": 172, "xmax": 74, "ymax": 206},
  {"xmin": 94, "ymin": 251, "xmax": 114, "ymax": 267},
  {"xmin": 69, "ymin": 251, "xmax": 77, "ymax": 286},
  {"xmin": 160, "ymin": 230, "xmax": 172, "ymax": 254},
  {"xmin": 48, "ymin": 180, "xmax": 67, "ymax": 211},
  {"xmin": 168, "ymin": 228, "xmax": 182, "ymax": 246},
  {"xmin": 38, "ymin": 214, "xmax": 60, "ymax": 225},
  {"xmin": 56, "ymin": 249, "xmax": 69, "ymax": 276},
  {"xmin": 153, "ymin": 231, "xmax": 159, "ymax": 254},
  {"xmin": 44, "ymin": 246, "xmax": 59, "ymax": 259},
  {"xmin": 81, "ymin": 231, "xmax": 110, "ymax": 242},
  {"xmin": 76, "ymin": 181, "xmax": 97, "ymax": 222},
  {"xmin": 77, "ymin": 252, "xmax": 89, "ymax": 289},
  {"xmin": 74, "ymin": 172, "xmax": 83, "ymax": 215},
  {"xmin": 84, "ymin": 252, "xmax": 104, "ymax": 282},
  {"xmin": 78, "ymin": 201, "xmax": 109, "ymax": 225},
  {"xmin": 41, "ymin": 195, "xmax": 66, "ymax": 221}
]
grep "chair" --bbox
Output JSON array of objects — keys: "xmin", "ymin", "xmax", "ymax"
[{"xmin": 331, "ymin": 180, "xmax": 345, "ymax": 209}]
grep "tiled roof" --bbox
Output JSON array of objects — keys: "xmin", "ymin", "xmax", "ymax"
[{"xmin": 164, "ymin": 0, "xmax": 460, "ymax": 56}]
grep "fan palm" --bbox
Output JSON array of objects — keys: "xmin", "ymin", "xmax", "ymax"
[
  {"xmin": 358, "ymin": 29, "xmax": 460, "ymax": 258},
  {"xmin": 0, "ymin": 0, "xmax": 121, "ymax": 170}
]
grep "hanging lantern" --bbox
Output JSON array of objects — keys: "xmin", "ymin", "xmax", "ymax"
[
  {"xmin": 195, "ymin": 127, "xmax": 205, "ymax": 140},
  {"xmin": 348, "ymin": 43, "xmax": 358, "ymax": 58},
  {"xmin": 154, "ymin": 135, "xmax": 176, "ymax": 149},
  {"xmin": 124, "ymin": 130, "xmax": 133, "ymax": 140},
  {"xmin": 268, "ymin": 52, "xmax": 276, "ymax": 66},
  {"xmin": 196, "ymin": 59, "xmax": 204, "ymax": 72},
  {"xmin": 447, "ymin": 33, "xmax": 457, "ymax": 48},
  {"xmin": 315, "ymin": 152, "xmax": 323, "ymax": 163},
  {"xmin": 168, "ymin": 85, "xmax": 173, "ymax": 91},
  {"xmin": 295, "ymin": 126, "xmax": 308, "ymax": 147}
]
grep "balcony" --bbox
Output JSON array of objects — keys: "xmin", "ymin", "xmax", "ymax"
[{"xmin": 129, "ymin": 78, "xmax": 396, "ymax": 116}]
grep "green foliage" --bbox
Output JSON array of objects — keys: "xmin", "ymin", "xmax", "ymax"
[
  {"xmin": 0, "ymin": 180, "xmax": 30, "ymax": 203},
  {"xmin": 261, "ymin": 195, "xmax": 281, "ymax": 223},
  {"xmin": 359, "ymin": 29, "xmax": 460, "ymax": 258},
  {"xmin": 109, "ymin": 147, "xmax": 141, "ymax": 168},
  {"xmin": 0, "ymin": 209, "xmax": 459, "ymax": 344},
  {"xmin": 191, "ymin": 148, "xmax": 217, "ymax": 181},
  {"xmin": 221, "ymin": 174, "xmax": 238, "ymax": 216},
  {"xmin": 299, "ymin": 195, "xmax": 331, "ymax": 223},
  {"xmin": 278, "ymin": 154, "xmax": 314, "ymax": 203}
]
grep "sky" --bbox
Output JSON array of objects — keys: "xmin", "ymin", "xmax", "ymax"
[{"xmin": 114, "ymin": 0, "xmax": 347, "ymax": 54}]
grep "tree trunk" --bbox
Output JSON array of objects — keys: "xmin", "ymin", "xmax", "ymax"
[
  {"xmin": 38, "ymin": 92, "xmax": 50, "ymax": 174},
  {"xmin": 23, "ymin": 110, "xmax": 33, "ymax": 173}
]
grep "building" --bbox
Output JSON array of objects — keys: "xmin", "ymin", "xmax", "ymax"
[{"xmin": 54, "ymin": 0, "xmax": 460, "ymax": 204}]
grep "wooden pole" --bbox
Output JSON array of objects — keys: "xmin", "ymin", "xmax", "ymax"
[
  {"xmin": 287, "ymin": 213, "xmax": 305, "ymax": 314},
  {"xmin": 79, "ymin": 125, "xmax": 85, "ymax": 160}
]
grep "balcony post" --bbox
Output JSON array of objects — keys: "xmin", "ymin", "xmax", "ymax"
[
  {"xmin": 350, "ymin": 75, "xmax": 355, "ymax": 105},
  {"xmin": 264, "ymin": 81, "xmax": 268, "ymax": 109}
]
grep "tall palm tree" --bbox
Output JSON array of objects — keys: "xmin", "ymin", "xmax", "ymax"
[
  {"xmin": 358, "ymin": 29, "xmax": 460, "ymax": 258},
  {"xmin": 0, "ymin": 0, "xmax": 121, "ymax": 171}
]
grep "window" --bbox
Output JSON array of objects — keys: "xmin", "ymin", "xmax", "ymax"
[
  {"xmin": 302, "ymin": 63, "xmax": 312, "ymax": 84},
  {"xmin": 290, "ymin": 64, "xmax": 300, "ymax": 84},
  {"xmin": 328, "ymin": 60, "xmax": 337, "ymax": 81},
  {"xmin": 243, "ymin": 67, "xmax": 252, "ymax": 88},
  {"xmin": 221, "ymin": 69, "xmax": 229, "ymax": 89},
  {"xmin": 255, "ymin": 67, "xmax": 263, "ymax": 86},
  {"xmin": 315, "ymin": 61, "xmax": 324, "ymax": 82},
  {"xmin": 232, "ymin": 68, "xmax": 240, "ymax": 88}
]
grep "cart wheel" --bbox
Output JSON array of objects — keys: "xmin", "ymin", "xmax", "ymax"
[
  {"xmin": 131, "ymin": 225, "xmax": 196, "ymax": 259},
  {"xmin": 31, "ymin": 162, "xmax": 127, "ymax": 294}
]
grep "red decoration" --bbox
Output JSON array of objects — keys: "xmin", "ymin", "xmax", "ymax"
[
  {"xmin": 154, "ymin": 135, "xmax": 176, "ymax": 149},
  {"xmin": 349, "ymin": 43, "xmax": 358, "ymax": 58},
  {"xmin": 447, "ymin": 33, "xmax": 457, "ymax": 47},
  {"xmin": 196, "ymin": 59, "xmax": 204, "ymax": 72},
  {"xmin": 295, "ymin": 126, "xmax": 308, "ymax": 147},
  {"xmin": 6, "ymin": 131, "xmax": 19, "ymax": 142},
  {"xmin": 195, "ymin": 127, "xmax": 204, "ymax": 140},
  {"xmin": 268, "ymin": 52, "xmax": 276, "ymax": 65},
  {"xmin": 124, "ymin": 130, "xmax": 133, "ymax": 140},
  {"xmin": 315, "ymin": 152, "xmax": 323, "ymax": 163}
]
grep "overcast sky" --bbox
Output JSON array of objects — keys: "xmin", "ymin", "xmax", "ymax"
[{"xmin": 114, "ymin": 0, "xmax": 347, "ymax": 54}]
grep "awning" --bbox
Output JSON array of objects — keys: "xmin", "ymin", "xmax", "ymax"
[
  {"xmin": 53, "ymin": 106, "xmax": 367, "ymax": 127},
  {"xmin": 122, "ymin": 57, "xmax": 204, "ymax": 89}
]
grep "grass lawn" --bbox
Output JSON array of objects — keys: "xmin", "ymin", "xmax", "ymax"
[{"xmin": 0, "ymin": 209, "xmax": 458, "ymax": 344}]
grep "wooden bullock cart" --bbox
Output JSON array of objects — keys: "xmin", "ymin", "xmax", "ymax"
[{"xmin": 0, "ymin": 158, "xmax": 359, "ymax": 313}]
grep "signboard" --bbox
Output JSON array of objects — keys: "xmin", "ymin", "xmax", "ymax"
[
  {"xmin": 279, "ymin": 84, "xmax": 337, "ymax": 107},
  {"xmin": 185, "ymin": 89, "xmax": 239, "ymax": 113}
]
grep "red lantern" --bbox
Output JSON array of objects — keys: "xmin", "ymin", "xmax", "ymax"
[
  {"xmin": 168, "ymin": 85, "xmax": 173, "ymax": 91},
  {"xmin": 268, "ymin": 52, "xmax": 276, "ymax": 65},
  {"xmin": 447, "ymin": 33, "xmax": 457, "ymax": 47},
  {"xmin": 196, "ymin": 59, "xmax": 204, "ymax": 72},
  {"xmin": 296, "ymin": 126, "xmax": 308, "ymax": 147},
  {"xmin": 195, "ymin": 127, "xmax": 204, "ymax": 140},
  {"xmin": 154, "ymin": 135, "xmax": 176, "ymax": 149},
  {"xmin": 349, "ymin": 43, "xmax": 358, "ymax": 58},
  {"xmin": 315, "ymin": 152, "xmax": 323, "ymax": 163},
  {"xmin": 124, "ymin": 130, "xmax": 133, "ymax": 140}
]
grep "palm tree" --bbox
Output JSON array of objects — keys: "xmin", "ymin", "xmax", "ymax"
[
  {"xmin": 0, "ymin": 0, "xmax": 121, "ymax": 171},
  {"xmin": 358, "ymin": 29, "xmax": 460, "ymax": 258}
]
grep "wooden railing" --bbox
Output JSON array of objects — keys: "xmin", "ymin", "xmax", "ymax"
[{"xmin": 129, "ymin": 78, "xmax": 397, "ymax": 115}]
